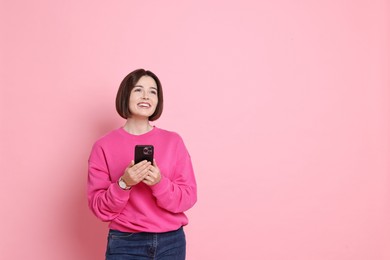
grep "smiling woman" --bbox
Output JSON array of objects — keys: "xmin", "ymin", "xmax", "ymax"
[
  {"xmin": 87, "ymin": 69, "xmax": 197, "ymax": 260},
  {"xmin": 128, "ymin": 76, "xmax": 159, "ymax": 120},
  {"xmin": 116, "ymin": 69, "xmax": 164, "ymax": 123}
]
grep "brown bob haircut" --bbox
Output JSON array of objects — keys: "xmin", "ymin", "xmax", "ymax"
[{"xmin": 116, "ymin": 69, "xmax": 163, "ymax": 121}]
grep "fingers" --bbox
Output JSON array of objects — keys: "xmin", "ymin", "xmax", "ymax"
[
  {"xmin": 133, "ymin": 160, "xmax": 150, "ymax": 170},
  {"xmin": 142, "ymin": 174, "xmax": 158, "ymax": 186},
  {"xmin": 143, "ymin": 174, "xmax": 154, "ymax": 184},
  {"xmin": 143, "ymin": 162, "xmax": 161, "ymax": 186},
  {"xmin": 124, "ymin": 160, "xmax": 161, "ymax": 186},
  {"xmin": 134, "ymin": 161, "xmax": 151, "ymax": 178},
  {"xmin": 123, "ymin": 160, "xmax": 151, "ymax": 186}
]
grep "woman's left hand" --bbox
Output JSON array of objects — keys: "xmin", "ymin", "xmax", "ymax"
[{"xmin": 143, "ymin": 159, "xmax": 161, "ymax": 186}]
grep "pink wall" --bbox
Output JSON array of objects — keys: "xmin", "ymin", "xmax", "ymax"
[{"xmin": 1, "ymin": 0, "xmax": 389, "ymax": 259}]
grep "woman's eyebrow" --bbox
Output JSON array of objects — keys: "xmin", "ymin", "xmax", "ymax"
[{"xmin": 135, "ymin": 85, "xmax": 157, "ymax": 91}]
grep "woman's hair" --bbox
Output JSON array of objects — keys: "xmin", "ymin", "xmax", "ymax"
[{"xmin": 116, "ymin": 69, "xmax": 164, "ymax": 121}]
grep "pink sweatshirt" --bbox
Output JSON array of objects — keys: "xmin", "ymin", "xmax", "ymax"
[{"xmin": 87, "ymin": 126, "xmax": 197, "ymax": 233}]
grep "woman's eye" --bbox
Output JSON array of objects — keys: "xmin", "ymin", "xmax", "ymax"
[
  {"xmin": 150, "ymin": 90, "xmax": 157, "ymax": 95},
  {"xmin": 133, "ymin": 88, "xmax": 142, "ymax": 92}
]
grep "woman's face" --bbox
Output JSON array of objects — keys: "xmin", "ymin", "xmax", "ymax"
[{"xmin": 128, "ymin": 76, "xmax": 158, "ymax": 119}]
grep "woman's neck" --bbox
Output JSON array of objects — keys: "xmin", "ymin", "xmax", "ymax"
[{"xmin": 123, "ymin": 118, "xmax": 153, "ymax": 135}]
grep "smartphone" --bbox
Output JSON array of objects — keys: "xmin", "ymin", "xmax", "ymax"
[{"xmin": 134, "ymin": 145, "xmax": 154, "ymax": 164}]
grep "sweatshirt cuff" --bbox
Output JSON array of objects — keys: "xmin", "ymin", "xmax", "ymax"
[
  {"xmin": 109, "ymin": 181, "xmax": 132, "ymax": 201},
  {"xmin": 150, "ymin": 176, "xmax": 170, "ymax": 196}
]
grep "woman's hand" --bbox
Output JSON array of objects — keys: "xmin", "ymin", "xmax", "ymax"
[
  {"xmin": 122, "ymin": 160, "xmax": 151, "ymax": 187},
  {"xmin": 143, "ymin": 159, "xmax": 161, "ymax": 186}
]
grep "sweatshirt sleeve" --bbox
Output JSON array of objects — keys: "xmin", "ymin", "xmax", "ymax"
[
  {"xmin": 150, "ymin": 136, "xmax": 197, "ymax": 213},
  {"xmin": 87, "ymin": 143, "xmax": 130, "ymax": 221}
]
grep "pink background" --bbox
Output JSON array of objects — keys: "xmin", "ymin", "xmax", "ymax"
[{"xmin": 1, "ymin": 0, "xmax": 389, "ymax": 259}]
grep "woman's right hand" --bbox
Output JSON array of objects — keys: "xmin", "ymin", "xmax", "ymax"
[{"xmin": 121, "ymin": 160, "xmax": 151, "ymax": 187}]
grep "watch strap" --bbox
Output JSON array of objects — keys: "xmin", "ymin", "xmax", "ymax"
[{"xmin": 118, "ymin": 177, "xmax": 132, "ymax": 190}]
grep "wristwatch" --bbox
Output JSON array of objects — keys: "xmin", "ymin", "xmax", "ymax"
[{"xmin": 118, "ymin": 177, "xmax": 131, "ymax": 190}]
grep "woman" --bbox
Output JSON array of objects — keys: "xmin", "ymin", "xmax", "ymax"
[{"xmin": 87, "ymin": 69, "xmax": 197, "ymax": 259}]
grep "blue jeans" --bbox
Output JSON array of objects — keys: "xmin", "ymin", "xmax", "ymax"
[{"xmin": 105, "ymin": 227, "xmax": 186, "ymax": 260}]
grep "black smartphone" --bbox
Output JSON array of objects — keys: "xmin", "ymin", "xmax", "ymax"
[{"xmin": 134, "ymin": 145, "xmax": 154, "ymax": 164}]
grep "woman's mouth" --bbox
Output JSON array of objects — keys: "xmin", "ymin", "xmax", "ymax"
[{"xmin": 137, "ymin": 102, "xmax": 151, "ymax": 108}]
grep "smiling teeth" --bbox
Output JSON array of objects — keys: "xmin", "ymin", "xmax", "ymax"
[{"xmin": 138, "ymin": 103, "xmax": 150, "ymax": 108}]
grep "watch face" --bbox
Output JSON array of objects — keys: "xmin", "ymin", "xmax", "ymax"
[{"xmin": 119, "ymin": 179, "xmax": 127, "ymax": 189}]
